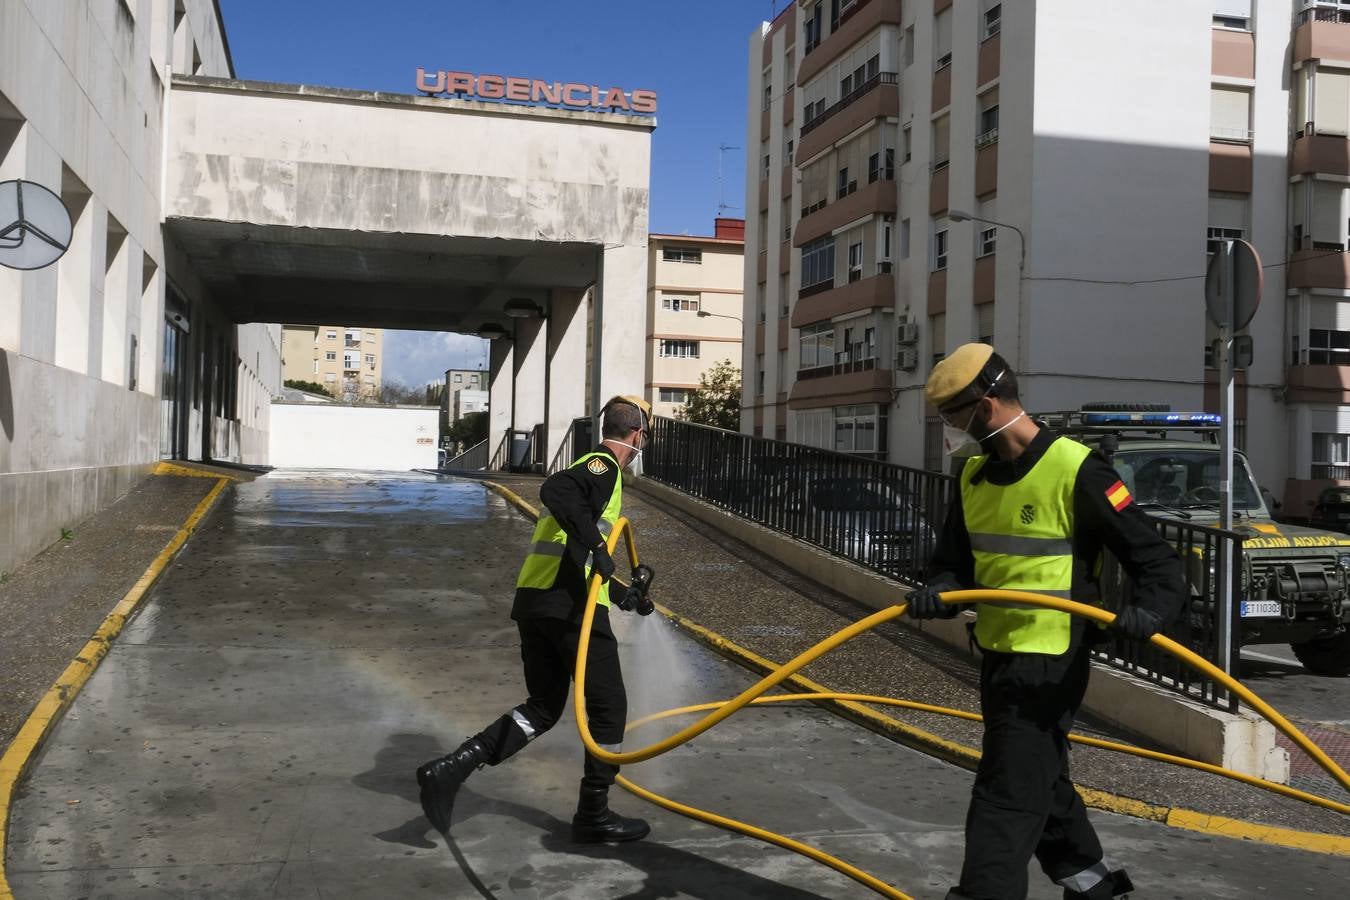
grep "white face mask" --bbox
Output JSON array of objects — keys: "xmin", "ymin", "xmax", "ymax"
[
  {"xmin": 602, "ymin": 436, "xmax": 645, "ymax": 474},
  {"xmin": 943, "ymin": 410, "xmax": 1026, "ymax": 458}
]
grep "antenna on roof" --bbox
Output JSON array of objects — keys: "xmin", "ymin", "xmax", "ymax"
[{"xmin": 717, "ymin": 143, "xmax": 742, "ymax": 218}]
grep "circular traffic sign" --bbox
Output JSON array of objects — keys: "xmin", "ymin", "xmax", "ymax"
[
  {"xmin": 0, "ymin": 179, "xmax": 73, "ymax": 271},
  {"xmin": 1204, "ymin": 238, "xmax": 1262, "ymax": 331}
]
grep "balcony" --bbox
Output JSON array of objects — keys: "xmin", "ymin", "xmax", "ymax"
[
  {"xmin": 1295, "ymin": 8, "xmax": 1350, "ymax": 65},
  {"xmin": 800, "ymin": 71, "xmax": 898, "ymax": 139},
  {"xmin": 1209, "ymin": 140, "xmax": 1252, "ymax": 193},
  {"xmin": 978, "ymin": 31, "xmax": 1000, "ymax": 86},
  {"xmin": 791, "ymin": 273, "xmax": 896, "ymax": 327},
  {"xmin": 798, "ymin": 0, "xmax": 902, "ymax": 85},
  {"xmin": 1287, "ymin": 363, "xmax": 1350, "ymax": 404},
  {"xmin": 1292, "ymin": 131, "xmax": 1350, "ymax": 177},
  {"xmin": 1212, "ymin": 28, "xmax": 1254, "ymax": 79},
  {"xmin": 975, "ymin": 139, "xmax": 998, "ymax": 197},
  {"xmin": 788, "ymin": 365, "xmax": 892, "ymax": 410},
  {"xmin": 1289, "ymin": 248, "xmax": 1350, "ymax": 290},
  {"xmin": 793, "ymin": 177, "xmax": 896, "ymax": 247}
]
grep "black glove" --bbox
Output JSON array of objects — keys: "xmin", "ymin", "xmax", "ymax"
[
  {"xmin": 590, "ymin": 543, "xmax": 615, "ymax": 583},
  {"xmin": 905, "ymin": 577, "xmax": 962, "ymax": 619},
  {"xmin": 1113, "ymin": 606, "xmax": 1163, "ymax": 641}
]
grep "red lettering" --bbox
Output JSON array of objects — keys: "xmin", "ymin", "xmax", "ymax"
[
  {"xmin": 630, "ymin": 89, "xmax": 658, "ymax": 114},
  {"xmin": 505, "ymin": 77, "xmax": 531, "ymax": 102},
  {"xmin": 591, "ymin": 85, "xmax": 602, "ymax": 106},
  {"xmin": 478, "ymin": 74, "xmax": 506, "ymax": 99},
  {"xmin": 416, "ymin": 68, "xmax": 446, "ymax": 94},
  {"xmin": 532, "ymin": 80, "xmax": 563, "ymax": 105},
  {"xmin": 445, "ymin": 71, "xmax": 474, "ymax": 95},
  {"xmin": 601, "ymin": 87, "xmax": 630, "ymax": 111},
  {"xmin": 562, "ymin": 83, "xmax": 591, "ymax": 107}
]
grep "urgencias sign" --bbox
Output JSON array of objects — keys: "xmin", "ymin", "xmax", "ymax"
[{"xmin": 416, "ymin": 69, "xmax": 657, "ymax": 115}]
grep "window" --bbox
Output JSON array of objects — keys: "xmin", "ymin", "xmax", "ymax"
[
  {"xmin": 756, "ymin": 353, "xmax": 765, "ymax": 395},
  {"xmin": 977, "ymin": 303, "xmax": 995, "ymax": 344},
  {"xmin": 1313, "ymin": 432, "xmax": 1350, "ymax": 479},
  {"xmin": 933, "ymin": 227, "xmax": 949, "ymax": 271},
  {"xmin": 364, "ymin": 375, "xmax": 375, "ymax": 385},
  {"xmin": 325, "ymin": 350, "xmax": 337, "ymax": 360},
  {"xmin": 326, "ymin": 330, "xmax": 337, "ymax": 339},
  {"xmin": 932, "ymin": 115, "xmax": 950, "ymax": 170},
  {"xmin": 1210, "ymin": 85, "xmax": 1251, "ymax": 142},
  {"xmin": 935, "ymin": 8, "xmax": 953, "ymax": 69},
  {"xmin": 904, "ymin": 26, "xmax": 915, "ymax": 68},
  {"xmin": 780, "ymin": 273, "xmax": 790, "ymax": 316},
  {"xmin": 833, "ymin": 404, "xmax": 887, "ymax": 454},
  {"xmin": 1207, "ymin": 226, "xmax": 1243, "ymax": 256},
  {"xmin": 801, "ymin": 236, "xmax": 836, "ymax": 290},
  {"xmin": 804, "ymin": 1, "xmax": 823, "ymax": 53},
  {"xmin": 868, "ymin": 148, "xmax": 895, "ymax": 183},
  {"xmin": 900, "ymin": 218, "xmax": 911, "ymax": 259},
  {"xmin": 659, "ymin": 339, "xmax": 700, "ymax": 358},
  {"xmin": 757, "ymin": 281, "xmax": 767, "ymax": 322},
  {"xmin": 763, "ymin": 77, "xmax": 773, "ymax": 111},
  {"xmin": 663, "ymin": 296, "xmax": 700, "ymax": 312},
  {"xmin": 762, "ymin": 153, "xmax": 772, "ymax": 180},
  {"xmin": 454, "ymin": 374, "xmax": 463, "ymax": 383},
  {"xmin": 312, "ymin": 360, "xmax": 319, "ymax": 375},
  {"xmin": 930, "ymin": 313, "xmax": 946, "ymax": 369},
  {"xmin": 1213, "ymin": 0, "xmax": 1250, "ymax": 30},
  {"xmin": 663, "ymin": 247, "xmax": 703, "ymax": 264},
  {"xmin": 1314, "ymin": 67, "xmax": 1350, "ymax": 137},
  {"xmin": 324, "ymin": 372, "xmax": 336, "ymax": 382},
  {"xmin": 365, "ymin": 353, "xmax": 376, "ymax": 364},
  {"xmin": 984, "ymin": 2, "xmax": 1002, "ymax": 38},
  {"xmin": 784, "ymin": 135, "xmax": 795, "ymax": 163},
  {"xmin": 880, "ymin": 217, "xmax": 893, "ymax": 264},
  {"xmin": 848, "ymin": 241, "xmax": 864, "ymax": 281},
  {"xmin": 979, "ymin": 227, "xmax": 997, "ymax": 257},
  {"xmin": 782, "ymin": 198, "xmax": 793, "ymax": 241},
  {"xmin": 902, "ymin": 125, "xmax": 912, "ymax": 163},
  {"xmin": 799, "ymin": 322, "xmax": 835, "ymax": 369},
  {"xmin": 344, "ymin": 351, "xmax": 360, "ymax": 370},
  {"xmin": 837, "ymin": 166, "xmax": 856, "ymax": 198},
  {"xmin": 659, "ymin": 387, "xmax": 689, "ymax": 403},
  {"xmin": 977, "ymin": 88, "xmax": 1000, "ymax": 146},
  {"xmin": 1309, "ymin": 329, "xmax": 1350, "ymax": 365}
]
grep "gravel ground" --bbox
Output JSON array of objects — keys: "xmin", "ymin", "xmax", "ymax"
[
  {"xmin": 0, "ymin": 472, "xmax": 218, "ymax": 752},
  {"xmin": 484, "ymin": 472, "xmax": 1350, "ymax": 839}
]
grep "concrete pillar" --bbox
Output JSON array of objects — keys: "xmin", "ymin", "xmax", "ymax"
[
  {"xmin": 513, "ymin": 315, "xmax": 546, "ymax": 445},
  {"xmin": 488, "ymin": 336, "xmax": 513, "ymax": 465},
  {"xmin": 546, "ymin": 288, "xmax": 589, "ymax": 467},
  {"xmin": 591, "ymin": 243, "xmax": 648, "ymax": 433}
]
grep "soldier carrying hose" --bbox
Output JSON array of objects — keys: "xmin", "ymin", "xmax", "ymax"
[
  {"xmin": 910, "ymin": 343, "xmax": 1186, "ymax": 900},
  {"xmin": 417, "ymin": 396, "xmax": 656, "ymax": 843}
]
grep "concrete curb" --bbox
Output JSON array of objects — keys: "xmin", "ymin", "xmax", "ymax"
[
  {"xmin": 630, "ymin": 476, "xmax": 1290, "ymax": 784},
  {"xmin": 0, "ymin": 470, "xmax": 232, "ymax": 900}
]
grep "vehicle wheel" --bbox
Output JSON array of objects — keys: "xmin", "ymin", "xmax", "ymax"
[
  {"xmin": 1291, "ymin": 632, "xmax": 1350, "ymax": 676},
  {"xmin": 1080, "ymin": 402, "xmax": 1172, "ymax": 412}
]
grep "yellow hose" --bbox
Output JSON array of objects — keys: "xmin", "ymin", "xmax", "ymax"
[{"xmin": 507, "ymin": 503, "xmax": 1350, "ymax": 896}]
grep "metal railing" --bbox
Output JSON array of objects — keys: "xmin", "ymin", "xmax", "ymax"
[
  {"xmin": 644, "ymin": 416, "xmax": 1244, "ymax": 711},
  {"xmin": 800, "ymin": 72, "xmax": 897, "ymax": 137},
  {"xmin": 444, "ymin": 437, "xmax": 489, "ymax": 472}
]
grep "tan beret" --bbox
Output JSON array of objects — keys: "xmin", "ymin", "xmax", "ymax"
[
  {"xmin": 924, "ymin": 343, "xmax": 995, "ymax": 407},
  {"xmin": 605, "ymin": 394, "xmax": 652, "ymax": 422}
]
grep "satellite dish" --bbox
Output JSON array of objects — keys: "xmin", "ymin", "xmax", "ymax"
[{"xmin": 0, "ymin": 179, "xmax": 73, "ymax": 271}]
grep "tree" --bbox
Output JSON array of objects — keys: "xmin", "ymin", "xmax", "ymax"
[
  {"xmin": 447, "ymin": 411, "xmax": 489, "ymax": 451},
  {"xmin": 677, "ymin": 359, "xmax": 741, "ymax": 430},
  {"xmin": 374, "ymin": 379, "xmax": 427, "ymax": 405},
  {"xmin": 284, "ymin": 379, "xmax": 332, "ymax": 396}
]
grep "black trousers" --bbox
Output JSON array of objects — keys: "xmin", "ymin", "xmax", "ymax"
[
  {"xmin": 955, "ymin": 635, "xmax": 1105, "ymax": 900},
  {"xmin": 476, "ymin": 616, "xmax": 628, "ymax": 791}
]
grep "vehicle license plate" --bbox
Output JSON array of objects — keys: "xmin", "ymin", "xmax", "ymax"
[{"xmin": 1239, "ymin": 600, "xmax": 1281, "ymax": 618}]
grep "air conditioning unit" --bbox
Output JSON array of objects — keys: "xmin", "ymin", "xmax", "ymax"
[
  {"xmin": 896, "ymin": 347, "xmax": 919, "ymax": 371},
  {"xmin": 897, "ymin": 322, "xmax": 920, "ymax": 344}
]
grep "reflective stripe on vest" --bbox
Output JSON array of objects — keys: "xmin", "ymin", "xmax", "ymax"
[
  {"xmin": 961, "ymin": 437, "xmax": 1093, "ymax": 654},
  {"xmin": 515, "ymin": 451, "xmax": 623, "ymax": 607}
]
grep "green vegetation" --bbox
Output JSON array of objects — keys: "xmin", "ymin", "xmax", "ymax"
[{"xmin": 676, "ymin": 360, "xmax": 741, "ymax": 431}]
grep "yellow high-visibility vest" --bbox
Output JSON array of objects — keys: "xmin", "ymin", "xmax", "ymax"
[
  {"xmin": 516, "ymin": 451, "xmax": 623, "ymax": 608},
  {"xmin": 961, "ymin": 437, "xmax": 1093, "ymax": 654}
]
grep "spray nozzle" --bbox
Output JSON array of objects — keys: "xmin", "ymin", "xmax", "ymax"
[{"xmin": 617, "ymin": 564, "xmax": 656, "ymax": 616}]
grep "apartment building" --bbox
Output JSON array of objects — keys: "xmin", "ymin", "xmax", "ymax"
[
  {"xmin": 744, "ymin": 0, "xmax": 1350, "ymax": 513},
  {"xmin": 281, "ymin": 325, "xmax": 383, "ymax": 400},
  {"xmin": 646, "ymin": 219, "xmax": 746, "ymax": 418}
]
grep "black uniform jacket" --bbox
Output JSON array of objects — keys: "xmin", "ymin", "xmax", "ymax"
[
  {"xmin": 927, "ymin": 425, "xmax": 1186, "ymax": 632},
  {"xmin": 511, "ymin": 444, "xmax": 621, "ymax": 634}
]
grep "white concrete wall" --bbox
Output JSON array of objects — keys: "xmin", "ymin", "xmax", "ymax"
[{"xmin": 269, "ymin": 403, "xmax": 438, "ymax": 470}]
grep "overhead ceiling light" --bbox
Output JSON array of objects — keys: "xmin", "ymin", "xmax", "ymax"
[
  {"xmin": 504, "ymin": 298, "xmax": 540, "ymax": 318},
  {"xmin": 477, "ymin": 322, "xmax": 509, "ymax": 340}
]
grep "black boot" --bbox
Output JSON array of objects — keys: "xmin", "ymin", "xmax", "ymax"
[
  {"xmin": 1063, "ymin": 868, "xmax": 1134, "ymax": 900},
  {"xmin": 570, "ymin": 784, "xmax": 650, "ymax": 843},
  {"xmin": 416, "ymin": 736, "xmax": 488, "ymax": 832}
]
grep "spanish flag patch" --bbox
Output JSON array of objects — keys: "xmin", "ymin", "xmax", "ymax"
[{"xmin": 1106, "ymin": 479, "xmax": 1132, "ymax": 512}]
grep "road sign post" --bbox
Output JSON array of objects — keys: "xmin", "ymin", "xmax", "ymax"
[{"xmin": 1204, "ymin": 239, "xmax": 1262, "ymax": 676}]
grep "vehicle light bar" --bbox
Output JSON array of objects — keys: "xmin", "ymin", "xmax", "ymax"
[{"xmin": 1080, "ymin": 412, "xmax": 1222, "ymax": 426}]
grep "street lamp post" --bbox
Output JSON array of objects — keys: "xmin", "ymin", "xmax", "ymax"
[
  {"xmin": 949, "ymin": 209, "xmax": 1027, "ymax": 367},
  {"xmin": 696, "ymin": 309, "xmax": 744, "ymax": 325}
]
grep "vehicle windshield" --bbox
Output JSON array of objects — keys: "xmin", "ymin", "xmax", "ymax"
[{"xmin": 1112, "ymin": 449, "xmax": 1265, "ymax": 513}]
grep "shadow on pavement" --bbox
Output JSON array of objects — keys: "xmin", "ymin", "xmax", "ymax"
[{"xmin": 353, "ymin": 732, "xmax": 838, "ymax": 900}]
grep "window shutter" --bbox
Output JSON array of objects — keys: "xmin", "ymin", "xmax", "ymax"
[
  {"xmin": 1208, "ymin": 193, "xmax": 1247, "ymax": 231},
  {"xmin": 976, "ymin": 304, "xmax": 995, "ymax": 341},
  {"xmin": 1210, "ymin": 86, "xmax": 1250, "ymax": 139},
  {"xmin": 934, "ymin": 9, "xmax": 953, "ymax": 58},
  {"xmin": 1214, "ymin": 0, "xmax": 1251, "ymax": 17},
  {"xmin": 1316, "ymin": 68, "xmax": 1350, "ymax": 137},
  {"xmin": 1312, "ymin": 181, "xmax": 1347, "ymax": 244}
]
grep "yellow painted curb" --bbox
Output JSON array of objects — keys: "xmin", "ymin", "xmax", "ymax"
[
  {"xmin": 479, "ymin": 478, "xmax": 1350, "ymax": 857},
  {"xmin": 154, "ymin": 461, "xmax": 241, "ymax": 481},
  {"xmin": 0, "ymin": 473, "xmax": 231, "ymax": 900}
]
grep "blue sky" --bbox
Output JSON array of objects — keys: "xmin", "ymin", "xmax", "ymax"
[{"xmin": 218, "ymin": 0, "xmax": 781, "ymax": 386}]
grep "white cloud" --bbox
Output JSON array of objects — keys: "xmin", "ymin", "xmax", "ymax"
[{"xmin": 382, "ymin": 331, "xmax": 489, "ymax": 388}]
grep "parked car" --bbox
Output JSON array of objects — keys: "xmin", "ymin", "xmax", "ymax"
[
  {"xmin": 781, "ymin": 474, "xmax": 936, "ymax": 580},
  {"xmin": 1309, "ymin": 487, "xmax": 1350, "ymax": 533}
]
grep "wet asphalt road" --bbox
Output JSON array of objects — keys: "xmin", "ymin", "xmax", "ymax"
[{"xmin": 5, "ymin": 471, "xmax": 1349, "ymax": 899}]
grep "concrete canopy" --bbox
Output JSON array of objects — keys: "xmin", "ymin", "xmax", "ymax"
[{"xmin": 165, "ymin": 76, "xmax": 654, "ymax": 334}]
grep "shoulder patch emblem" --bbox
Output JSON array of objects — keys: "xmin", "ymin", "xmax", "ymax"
[
  {"xmin": 586, "ymin": 458, "xmax": 609, "ymax": 476},
  {"xmin": 1106, "ymin": 479, "xmax": 1132, "ymax": 512}
]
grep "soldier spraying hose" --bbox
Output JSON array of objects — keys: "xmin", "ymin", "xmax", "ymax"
[{"xmin": 417, "ymin": 396, "xmax": 656, "ymax": 843}]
